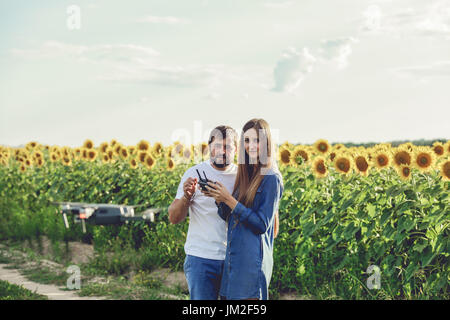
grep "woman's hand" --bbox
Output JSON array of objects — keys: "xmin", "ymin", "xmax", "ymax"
[{"xmin": 203, "ymin": 181, "xmax": 238, "ymax": 211}]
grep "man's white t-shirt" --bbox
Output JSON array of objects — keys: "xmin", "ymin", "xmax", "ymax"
[{"xmin": 175, "ymin": 160, "xmax": 237, "ymax": 261}]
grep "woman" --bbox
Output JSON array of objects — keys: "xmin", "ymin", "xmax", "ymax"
[{"xmin": 202, "ymin": 118, "xmax": 284, "ymax": 300}]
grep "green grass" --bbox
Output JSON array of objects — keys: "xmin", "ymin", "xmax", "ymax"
[{"xmin": 0, "ymin": 279, "xmax": 48, "ymax": 300}]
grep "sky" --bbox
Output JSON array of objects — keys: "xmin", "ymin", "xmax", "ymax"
[{"xmin": 1, "ymin": 0, "xmax": 449, "ymax": 148}]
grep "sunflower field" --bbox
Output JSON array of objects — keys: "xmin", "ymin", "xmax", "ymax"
[{"xmin": 0, "ymin": 139, "xmax": 449, "ymax": 299}]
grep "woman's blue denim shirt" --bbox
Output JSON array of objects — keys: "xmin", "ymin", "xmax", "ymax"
[{"xmin": 217, "ymin": 169, "xmax": 283, "ymax": 300}]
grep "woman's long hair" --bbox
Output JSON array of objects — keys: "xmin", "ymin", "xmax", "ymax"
[{"xmin": 232, "ymin": 118, "xmax": 283, "ymax": 207}]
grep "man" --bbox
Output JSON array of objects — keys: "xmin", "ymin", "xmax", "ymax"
[{"xmin": 168, "ymin": 125, "xmax": 238, "ymax": 300}]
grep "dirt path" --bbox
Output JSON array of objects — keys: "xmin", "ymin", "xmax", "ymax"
[{"xmin": 0, "ymin": 263, "xmax": 104, "ymax": 300}]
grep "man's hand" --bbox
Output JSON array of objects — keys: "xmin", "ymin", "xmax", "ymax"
[{"xmin": 183, "ymin": 177, "xmax": 198, "ymax": 201}]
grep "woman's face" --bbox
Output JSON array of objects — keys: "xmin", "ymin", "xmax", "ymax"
[{"xmin": 244, "ymin": 128, "xmax": 259, "ymax": 162}]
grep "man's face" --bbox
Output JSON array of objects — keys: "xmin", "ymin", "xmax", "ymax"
[{"xmin": 210, "ymin": 137, "xmax": 236, "ymax": 168}]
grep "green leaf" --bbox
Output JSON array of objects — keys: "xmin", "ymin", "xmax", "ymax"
[{"xmin": 366, "ymin": 203, "xmax": 376, "ymax": 218}]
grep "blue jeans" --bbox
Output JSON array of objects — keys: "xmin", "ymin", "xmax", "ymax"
[{"xmin": 183, "ymin": 254, "xmax": 224, "ymax": 300}]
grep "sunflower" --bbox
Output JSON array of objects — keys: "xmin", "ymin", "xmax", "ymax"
[
  {"xmin": 152, "ymin": 142, "xmax": 163, "ymax": 155},
  {"xmin": 144, "ymin": 154, "xmax": 155, "ymax": 170},
  {"xmin": 329, "ymin": 151, "xmax": 337, "ymax": 162},
  {"xmin": 106, "ymin": 148, "xmax": 115, "ymax": 161},
  {"xmin": 128, "ymin": 146, "xmax": 137, "ymax": 155},
  {"xmin": 440, "ymin": 159, "xmax": 450, "ymax": 181},
  {"xmin": 83, "ymin": 139, "xmax": 94, "ymax": 149},
  {"xmin": 120, "ymin": 148, "xmax": 129, "ymax": 160},
  {"xmin": 314, "ymin": 139, "xmax": 331, "ymax": 155},
  {"xmin": 412, "ymin": 146, "xmax": 436, "ymax": 172},
  {"xmin": 32, "ymin": 150, "xmax": 43, "ymax": 159},
  {"xmin": 392, "ymin": 147, "xmax": 412, "ymax": 168},
  {"xmin": 137, "ymin": 140, "xmax": 150, "ymax": 152},
  {"xmin": 432, "ymin": 142, "xmax": 445, "ymax": 157},
  {"xmin": 61, "ymin": 156, "xmax": 72, "ymax": 166},
  {"xmin": 81, "ymin": 148, "xmax": 88, "ymax": 161},
  {"xmin": 372, "ymin": 148, "xmax": 391, "ymax": 170},
  {"xmin": 397, "ymin": 165, "xmax": 412, "ymax": 181},
  {"xmin": 167, "ymin": 158, "xmax": 175, "ymax": 171},
  {"xmin": 129, "ymin": 158, "xmax": 138, "ymax": 169},
  {"xmin": 137, "ymin": 151, "xmax": 148, "ymax": 164},
  {"xmin": 354, "ymin": 154, "xmax": 370, "ymax": 176},
  {"xmin": 101, "ymin": 154, "xmax": 110, "ymax": 164},
  {"xmin": 399, "ymin": 142, "xmax": 415, "ymax": 152},
  {"xmin": 19, "ymin": 164, "xmax": 27, "ymax": 172},
  {"xmin": 35, "ymin": 157, "xmax": 45, "ymax": 168},
  {"xmin": 312, "ymin": 156, "xmax": 328, "ymax": 178},
  {"xmin": 279, "ymin": 148, "xmax": 292, "ymax": 166},
  {"xmin": 99, "ymin": 142, "xmax": 109, "ymax": 154},
  {"xmin": 173, "ymin": 142, "xmax": 184, "ymax": 155},
  {"xmin": 290, "ymin": 146, "xmax": 309, "ymax": 167},
  {"xmin": 25, "ymin": 158, "xmax": 32, "ymax": 167},
  {"xmin": 87, "ymin": 149, "xmax": 98, "ymax": 162},
  {"xmin": 113, "ymin": 144, "xmax": 122, "ymax": 156},
  {"xmin": 25, "ymin": 141, "xmax": 39, "ymax": 151},
  {"xmin": 49, "ymin": 152, "xmax": 60, "ymax": 162},
  {"xmin": 183, "ymin": 148, "xmax": 193, "ymax": 161},
  {"xmin": 201, "ymin": 143, "xmax": 209, "ymax": 157},
  {"xmin": 334, "ymin": 154, "xmax": 353, "ymax": 175}
]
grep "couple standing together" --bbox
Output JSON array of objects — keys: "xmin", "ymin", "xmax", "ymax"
[{"xmin": 168, "ymin": 118, "xmax": 284, "ymax": 300}]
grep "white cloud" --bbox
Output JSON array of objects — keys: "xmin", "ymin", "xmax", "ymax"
[
  {"xmin": 272, "ymin": 47, "xmax": 317, "ymax": 92},
  {"xmin": 359, "ymin": 1, "xmax": 450, "ymax": 39},
  {"xmin": 10, "ymin": 41, "xmax": 160, "ymax": 63},
  {"xmin": 272, "ymin": 37, "xmax": 358, "ymax": 92},
  {"xmin": 318, "ymin": 37, "xmax": 359, "ymax": 69},
  {"xmin": 10, "ymin": 41, "xmax": 227, "ymax": 88}
]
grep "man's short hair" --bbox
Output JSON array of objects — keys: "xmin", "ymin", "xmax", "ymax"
[{"xmin": 208, "ymin": 125, "xmax": 238, "ymax": 147}]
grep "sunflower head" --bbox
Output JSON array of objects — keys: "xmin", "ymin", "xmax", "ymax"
[
  {"xmin": 144, "ymin": 154, "xmax": 155, "ymax": 169},
  {"xmin": 25, "ymin": 141, "xmax": 39, "ymax": 151},
  {"xmin": 314, "ymin": 139, "xmax": 331, "ymax": 155},
  {"xmin": 87, "ymin": 149, "xmax": 98, "ymax": 162},
  {"xmin": 167, "ymin": 158, "xmax": 175, "ymax": 171},
  {"xmin": 120, "ymin": 148, "xmax": 129, "ymax": 160},
  {"xmin": 99, "ymin": 142, "xmax": 109, "ymax": 154},
  {"xmin": 334, "ymin": 154, "xmax": 353, "ymax": 175},
  {"xmin": 173, "ymin": 142, "xmax": 184, "ymax": 155},
  {"xmin": 35, "ymin": 157, "xmax": 44, "ymax": 168},
  {"xmin": 392, "ymin": 147, "xmax": 412, "ymax": 167},
  {"xmin": 201, "ymin": 143, "xmax": 209, "ymax": 157},
  {"xmin": 412, "ymin": 146, "xmax": 436, "ymax": 172},
  {"xmin": 279, "ymin": 148, "xmax": 292, "ymax": 166},
  {"xmin": 83, "ymin": 139, "xmax": 95, "ymax": 149},
  {"xmin": 50, "ymin": 152, "xmax": 59, "ymax": 162},
  {"xmin": 291, "ymin": 146, "xmax": 309, "ymax": 167},
  {"xmin": 397, "ymin": 165, "xmax": 412, "ymax": 181},
  {"xmin": 107, "ymin": 148, "xmax": 115, "ymax": 161},
  {"xmin": 372, "ymin": 149, "xmax": 391, "ymax": 170},
  {"xmin": 137, "ymin": 140, "xmax": 150, "ymax": 152},
  {"xmin": 354, "ymin": 154, "xmax": 370, "ymax": 176},
  {"xmin": 128, "ymin": 146, "xmax": 137, "ymax": 155},
  {"xmin": 431, "ymin": 142, "xmax": 444, "ymax": 157},
  {"xmin": 62, "ymin": 156, "xmax": 72, "ymax": 166},
  {"xmin": 102, "ymin": 154, "xmax": 110, "ymax": 164},
  {"xmin": 129, "ymin": 158, "xmax": 138, "ymax": 169},
  {"xmin": 312, "ymin": 156, "xmax": 328, "ymax": 178},
  {"xmin": 438, "ymin": 159, "xmax": 450, "ymax": 181},
  {"xmin": 152, "ymin": 142, "xmax": 163, "ymax": 155}
]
